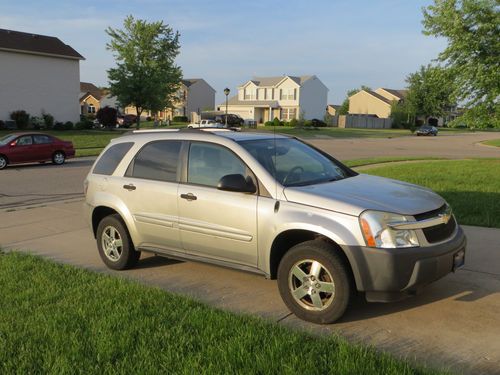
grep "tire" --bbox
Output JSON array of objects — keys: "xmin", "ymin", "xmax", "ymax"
[
  {"xmin": 52, "ymin": 151, "xmax": 66, "ymax": 165},
  {"xmin": 96, "ymin": 214, "xmax": 140, "ymax": 270},
  {"xmin": 277, "ymin": 240, "xmax": 352, "ymax": 324},
  {"xmin": 0, "ymin": 155, "xmax": 7, "ymax": 170}
]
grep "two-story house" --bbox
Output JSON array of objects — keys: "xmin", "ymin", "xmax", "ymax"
[
  {"xmin": 218, "ymin": 75, "xmax": 328, "ymax": 123},
  {"xmin": 123, "ymin": 78, "xmax": 215, "ymax": 122},
  {"xmin": 0, "ymin": 28, "xmax": 84, "ymax": 123}
]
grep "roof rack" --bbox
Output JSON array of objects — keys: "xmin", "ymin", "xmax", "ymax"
[{"xmin": 131, "ymin": 129, "xmax": 179, "ymax": 133}]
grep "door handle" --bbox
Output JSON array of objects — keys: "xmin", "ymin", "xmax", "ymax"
[
  {"xmin": 180, "ymin": 193, "xmax": 197, "ymax": 201},
  {"xmin": 123, "ymin": 184, "xmax": 136, "ymax": 191}
]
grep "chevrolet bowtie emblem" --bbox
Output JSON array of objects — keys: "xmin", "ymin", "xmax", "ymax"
[{"xmin": 440, "ymin": 212, "xmax": 451, "ymax": 224}]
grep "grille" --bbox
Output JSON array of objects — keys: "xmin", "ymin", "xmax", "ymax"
[{"xmin": 415, "ymin": 204, "xmax": 457, "ymax": 243}]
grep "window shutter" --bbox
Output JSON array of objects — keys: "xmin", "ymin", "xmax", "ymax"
[
  {"xmin": 280, "ymin": 89, "xmax": 282, "ymax": 100},
  {"xmin": 294, "ymin": 88, "xmax": 297, "ymax": 100}
]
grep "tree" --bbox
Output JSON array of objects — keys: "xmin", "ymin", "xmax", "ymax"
[
  {"xmin": 96, "ymin": 106, "xmax": 118, "ymax": 128},
  {"xmin": 337, "ymin": 86, "xmax": 372, "ymax": 115},
  {"xmin": 405, "ymin": 64, "xmax": 456, "ymax": 121},
  {"xmin": 106, "ymin": 16, "xmax": 183, "ymax": 129},
  {"xmin": 422, "ymin": 0, "xmax": 500, "ymax": 128},
  {"xmin": 390, "ymin": 100, "xmax": 415, "ymax": 129}
]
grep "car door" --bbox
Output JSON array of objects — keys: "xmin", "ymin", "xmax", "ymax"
[
  {"xmin": 9, "ymin": 135, "xmax": 34, "ymax": 163},
  {"xmin": 178, "ymin": 141, "xmax": 258, "ymax": 267},
  {"xmin": 32, "ymin": 134, "xmax": 54, "ymax": 161},
  {"xmin": 117, "ymin": 140, "xmax": 183, "ymax": 252}
]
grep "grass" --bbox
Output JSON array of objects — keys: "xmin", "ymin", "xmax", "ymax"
[
  {"xmin": 361, "ymin": 159, "xmax": 500, "ymax": 228},
  {"xmin": 482, "ymin": 139, "xmax": 500, "ymax": 147},
  {"xmin": 343, "ymin": 156, "xmax": 445, "ymax": 168},
  {"xmin": 252, "ymin": 126, "xmax": 414, "ymax": 138},
  {"xmin": 0, "ymin": 251, "xmax": 442, "ymax": 375}
]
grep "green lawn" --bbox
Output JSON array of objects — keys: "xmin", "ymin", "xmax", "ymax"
[
  {"xmin": 482, "ymin": 139, "xmax": 500, "ymax": 147},
  {"xmin": 361, "ymin": 159, "xmax": 500, "ymax": 228},
  {"xmin": 0, "ymin": 251, "xmax": 441, "ymax": 375},
  {"xmin": 343, "ymin": 156, "xmax": 445, "ymax": 168}
]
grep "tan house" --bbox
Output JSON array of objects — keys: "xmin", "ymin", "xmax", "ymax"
[
  {"xmin": 124, "ymin": 78, "xmax": 216, "ymax": 121},
  {"xmin": 218, "ymin": 75, "xmax": 328, "ymax": 123},
  {"xmin": 349, "ymin": 88, "xmax": 407, "ymax": 118},
  {"xmin": 0, "ymin": 28, "xmax": 84, "ymax": 123},
  {"xmin": 79, "ymin": 82, "xmax": 102, "ymax": 115},
  {"xmin": 327, "ymin": 104, "xmax": 341, "ymax": 116}
]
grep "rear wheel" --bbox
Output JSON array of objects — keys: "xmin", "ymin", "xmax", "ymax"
[
  {"xmin": 277, "ymin": 240, "xmax": 352, "ymax": 324},
  {"xmin": 52, "ymin": 151, "xmax": 65, "ymax": 165},
  {"xmin": 96, "ymin": 214, "xmax": 140, "ymax": 270},
  {"xmin": 0, "ymin": 155, "xmax": 7, "ymax": 170}
]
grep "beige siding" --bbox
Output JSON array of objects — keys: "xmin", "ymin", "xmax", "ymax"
[
  {"xmin": 348, "ymin": 90, "xmax": 392, "ymax": 118},
  {"xmin": 0, "ymin": 50, "xmax": 80, "ymax": 122}
]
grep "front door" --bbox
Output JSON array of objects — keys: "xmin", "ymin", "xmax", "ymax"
[
  {"xmin": 178, "ymin": 141, "xmax": 258, "ymax": 267},
  {"xmin": 9, "ymin": 135, "xmax": 34, "ymax": 163}
]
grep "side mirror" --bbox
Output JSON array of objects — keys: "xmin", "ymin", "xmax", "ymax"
[{"xmin": 217, "ymin": 174, "xmax": 256, "ymax": 194}]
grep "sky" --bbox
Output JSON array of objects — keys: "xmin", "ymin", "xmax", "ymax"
[{"xmin": 1, "ymin": 0, "xmax": 446, "ymax": 104}]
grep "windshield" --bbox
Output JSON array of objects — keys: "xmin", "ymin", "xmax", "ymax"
[
  {"xmin": 238, "ymin": 138, "xmax": 353, "ymax": 187},
  {"xmin": 0, "ymin": 135, "xmax": 17, "ymax": 146}
]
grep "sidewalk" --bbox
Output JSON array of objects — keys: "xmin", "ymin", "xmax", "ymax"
[{"xmin": 1, "ymin": 200, "xmax": 499, "ymax": 374}]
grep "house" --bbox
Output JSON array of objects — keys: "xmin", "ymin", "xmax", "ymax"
[
  {"xmin": 0, "ymin": 28, "xmax": 84, "ymax": 123},
  {"xmin": 218, "ymin": 75, "xmax": 328, "ymax": 123},
  {"xmin": 348, "ymin": 88, "xmax": 407, "ymax": 118},
  {"xmin": 327, "ymin": 104, "xmax": 341, "ymax": 116},
  {"xmin": 123, "ymin": 78, "xmax": 216, "ymax": 122},
  {"xmin": 79, "ymin": 82, "xmax": 102, "ymax": 115}
]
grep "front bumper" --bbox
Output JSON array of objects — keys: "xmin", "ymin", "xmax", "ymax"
[{"xmin": 341, "ymin": 225, "xmax": 466, "ymax": 302}]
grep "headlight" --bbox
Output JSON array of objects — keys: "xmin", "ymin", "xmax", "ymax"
[{"xmin": 359, "ymin": 210, "xmax": 419, "ymax": 248}]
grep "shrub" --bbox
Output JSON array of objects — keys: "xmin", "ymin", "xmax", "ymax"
[
  {"xmin": 304, "ymin": 120, "xmax": 313, "ymax": 127},
  {"xmin": 146, "ymin": 116, "xmax": 152, "ymax": 122},
  {"xmin": 31, "ymin": 116, "xmax": 45, "ymax": 130},
  {"xmin": 53, "ymin": 121, "xmax": 65, "ymax": 130},
  {"xmin": 10, "ymin": 110, "xmax": 30, "ymax": 129},
  {"xmin": 288, "ymin": 118, "xmax": 298, "ymax": 128},
  {"xmin": 0, "ymin": 120, "xmax": 5, "ymax": 130},
  {"xmin": 42, "ymin": 112, "xmax": 54, "ymax": 129},
  {"xmin": 173, "ymin": 116, "xmax": 188, "ymax": 122},
  {"xmin": 77, "ymin": 116, "xmax": 94, "ymax": 129},
  {"xmin": 96, "ymin": 106, "xmax": 118, "ymax": 128},
  {"xmin": 264, "ymin": 121, "xmax": 274, "ymax": 126},
  {"xmin": 64, "ymin": 121, "xmax": 74, "ymax": 130},
  {"xmin": 272, "ymin": 117, "xmax": 282, "ymax": 127}
]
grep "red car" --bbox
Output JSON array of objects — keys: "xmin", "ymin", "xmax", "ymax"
[{"xmin": 0, "ymin": 133, "xmax": 75, "ymax": 169}]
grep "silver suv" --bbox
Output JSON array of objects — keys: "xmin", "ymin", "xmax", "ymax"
[{"xmin": 84, "ymin": 129, "xmax": 466, "ymax": 323}]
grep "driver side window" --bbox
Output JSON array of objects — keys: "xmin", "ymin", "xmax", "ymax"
[
  {"xmin": 187, "ymin": 142, "xmax": 247, "ymax": 188},
  {"xmin": 17, "ymin": 136, "xmax": 33, "ymax": 146}
]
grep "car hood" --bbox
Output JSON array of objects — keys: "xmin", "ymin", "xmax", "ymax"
[{"xmin": 283, "ymin": 174, "xmax": 445, "ymax": 217}]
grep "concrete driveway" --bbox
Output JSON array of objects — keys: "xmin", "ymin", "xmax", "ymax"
[{"xmin": 1, "ymin": 201, "xmax": 499, "ymax": 375}]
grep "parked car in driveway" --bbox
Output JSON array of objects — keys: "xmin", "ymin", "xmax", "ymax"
[
  {"xmin": 416, "ymin": 125, "xmax": 438, "ymax": 136},
  {"xmin": 0, "ymin": 133, "xmax": 75, "ymax": 169},
  {"xmin": 84, "ymin": 129, "xmax": 466, "ymax": 324},
  {"xmin": 117, "ymin": 114, "xmax": 137, "ymax": 128}
]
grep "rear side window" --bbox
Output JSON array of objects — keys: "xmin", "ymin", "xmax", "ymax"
[
  {"xmin": 126, "ymin": 140, "xmax": 181, "ymax": 182},
  {"xmin": 33, "ymin": 135, "xmax": 53, "ymax": 144},
  {"xmin": 93, "ymin": 142, "xmax": 134, "ymax": 175}
]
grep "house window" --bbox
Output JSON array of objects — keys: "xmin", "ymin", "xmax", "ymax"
[
  {"xmin": 88, "ymin": 103, "xmax": 96, "ymax": 114},
  {"xmin": 244, "ymin": 89, "xmax": 256, "ymax": 100},
  {"xmin": 281, "ymin": 108, "xmax": 297, "ymax": 121},
  {"xmin": 280, "ymin": 89, "xmax": 295, "ymax": 100}
]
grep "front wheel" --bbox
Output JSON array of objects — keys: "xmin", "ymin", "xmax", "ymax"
[
  {"xmin": 52, "ymin": 151, "xmax": 66, "ymax": 165},
  {"xmin": 277, "ymin": 240, "xmax": 352, "ymax": 324},
  {"xmin": 0, "ymin": 155, "xmax": 7, "ymax": 170},
  {"xmin": 96, "ymin": 214, "xmax": 140, "ymax": 270}
]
